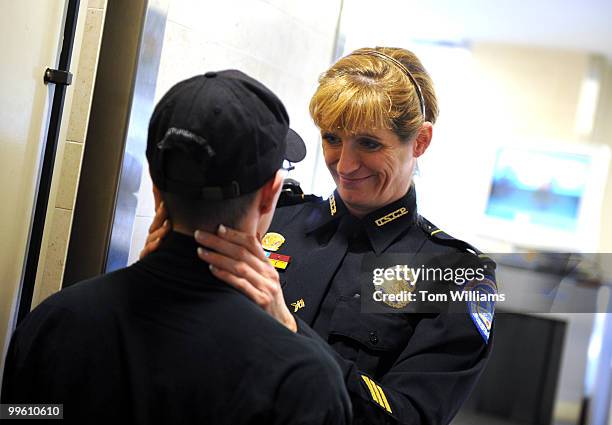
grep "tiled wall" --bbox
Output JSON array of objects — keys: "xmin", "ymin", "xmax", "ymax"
[
  {"xmin": 32, "ymin": 0, "xmax": 108, "ymax": 307},
  {"xmin": 127, "ymin": 0, "xmax": 342, "ymax": 264}
]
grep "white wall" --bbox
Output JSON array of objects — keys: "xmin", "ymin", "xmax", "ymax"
[
  {"xmin": 593, "ymin": 62, "xmax": 612, "ymax": 253},
  {"xmin": 407, "ymin": 44, "xmax": 610, "ymax": 252},
  {"xmin": 127, "ymin": 0, "xmax": 342, "ymax": 263}
]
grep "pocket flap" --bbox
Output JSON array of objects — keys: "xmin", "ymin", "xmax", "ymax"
[{"xmin": 328, "ymin": 297, "xmax": 412, "ymax": 351}]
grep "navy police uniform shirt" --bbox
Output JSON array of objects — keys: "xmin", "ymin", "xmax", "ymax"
[
  {"xmin": 1, "ymin": 232, "xmax": 352, "ymax": 425},
  {"xmin": 266, "ymin": 186, "xmax": 496, "ymax": 425}
]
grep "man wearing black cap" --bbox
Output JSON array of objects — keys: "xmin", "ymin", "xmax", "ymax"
[{"xmin": 1, "ymin": 70, "xmax": 351, "ymax": 425}]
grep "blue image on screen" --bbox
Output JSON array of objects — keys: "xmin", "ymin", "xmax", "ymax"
[{"xmin": 485, "ymin": 149, "xmax": 590, "ymax": 231}]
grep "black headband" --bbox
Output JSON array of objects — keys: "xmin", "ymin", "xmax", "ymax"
[{"xmin": 352, "ymin": 50, "xmax": 427, "ymax": 119}]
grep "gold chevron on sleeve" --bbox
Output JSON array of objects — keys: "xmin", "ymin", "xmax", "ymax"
[
  {"xmin": 361, "ymin": 375, "xmax": 393, "ymax": 413},
  {"xmin": 375, "ymin": 383, "xmax": 392, "ymax": 413},
  {"xmin": 361, "ymin": 375, "xmax": 381, "ymax": 404}
]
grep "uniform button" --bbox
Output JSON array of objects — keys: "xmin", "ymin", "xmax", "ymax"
[
  {"xmin": 369, "ymin": 331, "xmax": 378, "ymax": 344},
  {"xmin": 204, "ymin": 71, "xmax": 217, "ymax": 78},
  {"xmin": 353, "ymin": 293, "xmax": 361, "ymax": 298}
]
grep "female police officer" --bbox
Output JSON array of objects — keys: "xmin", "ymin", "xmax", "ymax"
[{"xmin": 144, "ymin": 47, "xmax": 496, "ymax": 424}]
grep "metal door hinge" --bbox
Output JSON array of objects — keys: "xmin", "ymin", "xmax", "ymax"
[{"xmin": 44, "ymin": 68, "xmax": 73, "ymax": 85}]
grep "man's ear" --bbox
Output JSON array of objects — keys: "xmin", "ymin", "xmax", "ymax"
[
  {"xmin": 152, "ymin": 183, "xmax": 162, "ymax": 210},
  {"xmin": 258, "ymin": 170, "xmax": 284, "ymax": 214},
  {"xmin": 413, "ymin": 122, "xmax": 433, "ymax": 158}
]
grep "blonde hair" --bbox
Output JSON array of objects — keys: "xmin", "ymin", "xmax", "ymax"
[{"xmin": 309, "ymin": 47, "xmax": 438, "ymax": 141}]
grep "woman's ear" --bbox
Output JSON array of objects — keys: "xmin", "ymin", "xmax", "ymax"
[{"xmin": 413, "ymin": 122, "xmax": 433, "ymax": 158}]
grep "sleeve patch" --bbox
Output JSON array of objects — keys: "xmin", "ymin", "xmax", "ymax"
[
  {"xmin": 465, "ymin": 277, "xmax": 496, "ymax": 343},
  {"xmin": 361, "ymin": 375, "xmax": 392, "ymax": 413}
]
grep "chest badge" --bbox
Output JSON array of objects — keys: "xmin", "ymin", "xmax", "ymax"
[
  {"xmin": 378, "ymin": 266, "xmax": 417, "ymax": 309},
  {"xmin": 261, "ymin": 232, "xmax": 285, "ymax": 251},
  {"xmin": 265, "ymin": 251, "xmax": 291, "ymax": 270},
  {"xmin": 290, "ymin": 299, "xmax": 305, "ymax": 312}
]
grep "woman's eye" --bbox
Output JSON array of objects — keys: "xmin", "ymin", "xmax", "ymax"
[
  {"xmin": 359, "ymin": 138, "xmax": 381, "ymax": 150},
  {"xmin": 322, "ymin": 133, "xmax": 341, "ymax": 145}
]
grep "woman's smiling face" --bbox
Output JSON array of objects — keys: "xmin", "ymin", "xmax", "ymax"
[{"xmin": 322, "ymin": 128, "xmax": 417, "ymax": 217}]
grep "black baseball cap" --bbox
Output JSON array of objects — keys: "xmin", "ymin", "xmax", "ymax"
[{"xmin": 147, "ymin": 70, "xmax": 307, "ymax": 200}]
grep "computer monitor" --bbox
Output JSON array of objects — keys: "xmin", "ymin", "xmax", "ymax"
[{"xmin": 479, "ymin": 143, "xmax": 610, "ymax": 252}]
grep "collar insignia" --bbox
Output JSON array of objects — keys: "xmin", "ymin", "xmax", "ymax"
[
  {"xmin": 329, "ymin": 194, "xmax": 337, "ymax": 216},
  {"xmin": 374, "ymin": 207, "xmax": 408, "ymax": 227}
]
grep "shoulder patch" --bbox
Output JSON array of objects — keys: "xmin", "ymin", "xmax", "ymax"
[{"xmin": 464, "ymin": 277, "xmax": 497, "ymax": 343}]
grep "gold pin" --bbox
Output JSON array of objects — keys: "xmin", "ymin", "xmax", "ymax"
[
  {"xmin": 329, "ymin": 194, "xmax": 337, "ymax": 216},
  {"xmin": 261, "ymin": 232, "xmax": 285, "ymax": 252},
  {"xmin": 290, "ymin": 299, "xmax": 305, "ymax": 312},
  {"xmin": 374, "ymin": 207, "xmax": 408, "ymax": 227}
]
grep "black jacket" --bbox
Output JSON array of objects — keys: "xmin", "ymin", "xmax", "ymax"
[{"xmin": 2, "ymin": 232, "xmax": 352, "ymax": 425}]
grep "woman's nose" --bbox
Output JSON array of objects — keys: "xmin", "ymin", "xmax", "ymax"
[{"xmin": 336, "ymin": 144, "xmax": 360, "ymax": 175}]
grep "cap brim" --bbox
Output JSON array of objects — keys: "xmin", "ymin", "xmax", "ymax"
[{"xmin": 285, "ymin": 128, "xmax": 307, "ymax": 163}]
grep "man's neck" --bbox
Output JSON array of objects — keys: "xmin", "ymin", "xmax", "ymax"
[
  {"xmin": 172, "ymin": 223, "xmax": 216, "ymax": 236},
  {"xmin": 172, "ymin": 218, "xmax": 256, "ymax": 238}
]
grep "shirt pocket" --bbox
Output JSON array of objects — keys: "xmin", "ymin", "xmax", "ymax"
[{"xmin": 328, "ymin": 296, "xmax": 414, "ymax": 375}]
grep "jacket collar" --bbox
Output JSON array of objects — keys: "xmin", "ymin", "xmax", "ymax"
[
  {"xmin": 304, "ymin": 186, "xmax": 419, "ymax": 255},
  {"xmin": 137, "ymin": 231, "xmax": 218, "ymax": 285},
  {"xmin": 304, "ymin": 189, "xmax": 349, "ymax": 234}
]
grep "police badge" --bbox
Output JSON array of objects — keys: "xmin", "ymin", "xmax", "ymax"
[
  {"xmin": 378, "ymin": 266, "xmax": 418, "ymax": 309},
  {"xmin": 261, "ymin": 232, "xmax": 285, "ymax": 252}
]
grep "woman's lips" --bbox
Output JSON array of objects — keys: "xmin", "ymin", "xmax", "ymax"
[{"xmin": 338, "ymin": 175, "xmax": 372, "ymax": 187}]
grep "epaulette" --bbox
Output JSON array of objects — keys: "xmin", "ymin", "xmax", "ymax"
[
  {"xmin": 418, "ymin": 216, "xmax": 496, "ymax": 269},
  {"xmin": 277, "ymin": 191, "xmax": 322, "ymax": 207},
  {"xmin": 277, "ymin": 179, "xmax": 322, "ymax": 207}
]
